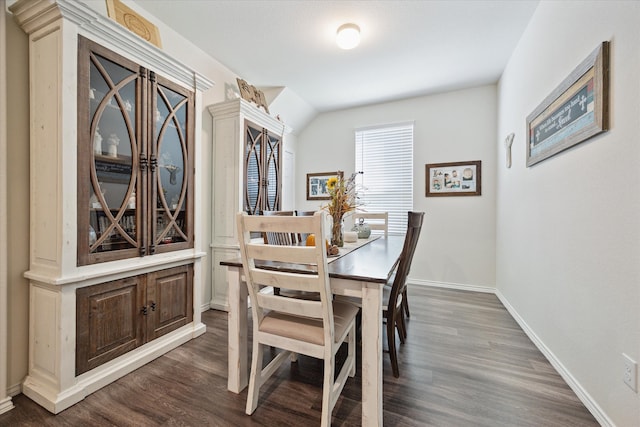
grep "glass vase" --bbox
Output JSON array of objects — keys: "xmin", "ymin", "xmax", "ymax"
[{"xmin": 331, "ymin": 215, "xmax": 344, "ymax": 247}]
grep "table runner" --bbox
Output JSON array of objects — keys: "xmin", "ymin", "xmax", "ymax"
[{"xmin": 327, "ymin": 235, "xmax": 380, "ymax": 263}]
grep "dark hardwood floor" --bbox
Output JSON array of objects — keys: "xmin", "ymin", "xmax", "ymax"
[{"xmin": 0, "ymin": 286, "xmax": 599, "ymax": 426}]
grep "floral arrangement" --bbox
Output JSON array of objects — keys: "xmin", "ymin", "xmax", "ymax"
[{"xmin": 325, "ymin": 172, "xmax": 358, "ymax": 246}]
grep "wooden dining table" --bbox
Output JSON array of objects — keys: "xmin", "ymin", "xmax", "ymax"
[{"xmin": 221, "ymin": 234, "xmax": 405, "ymax": 426}]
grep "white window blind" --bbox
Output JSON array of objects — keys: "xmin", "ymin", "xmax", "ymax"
[{"xmin": 355, "ymin": 122, "xmax": 413, "ymax": 235}]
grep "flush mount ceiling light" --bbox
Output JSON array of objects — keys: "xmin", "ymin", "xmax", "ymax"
[{"xmin": 336, "ymin": 23, "xmax": 360, "ymax": 50}]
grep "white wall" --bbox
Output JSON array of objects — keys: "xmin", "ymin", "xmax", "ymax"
[
  {"xmin": 0, "ymin": 0, "xmax": 15, "ymax": 414},
  {"xmin": 497, "ymin": 1, "xmax": 640, "ymax": 426},
  {"xmin": 5, "ymin": 5, "xmax": 30, "ymax": 396},
  {"xmin": 296, "ymin": 85, "xmax": 497, "ymax": 289}
]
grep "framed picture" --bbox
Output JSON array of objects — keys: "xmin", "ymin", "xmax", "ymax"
[
  {"xmin": 306, "ymin": 171, "xmax": 343, "ymax": 200},
  {"xmin": 426, "ymin": 161, "xmax": 481, "ymax": 197},
  {"xmin": 526, "ymin": 41, "xmax": 609, "ymax": 167}
]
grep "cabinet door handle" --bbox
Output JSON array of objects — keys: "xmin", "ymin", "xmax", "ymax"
[
  {"xmin": 141, "ymin": 305, "xmax": 148, "ymax": 315},
  {"xmin": 150, "ymin": 302, "xmax": 156, "ymax": 311}
]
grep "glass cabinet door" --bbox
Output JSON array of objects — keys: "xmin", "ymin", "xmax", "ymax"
[
  {"xmin": 243, "ymin": 121, "xmax": 282, "ymax": 215},
  {"xmin": 151, "ymin": 74, "xmax": 193, "ymax": 254},
  {"xmin": 244, "ymin": 124, "xmax": 263, "ymax": 215},
  {"xmin": 78, "ymin": 37, "xmax": 142, "ymax": 265},
  {"xmin": 77, "ymin": 36, "xmax": 194, "ymax": 265},
  {"xmin": 263, "ymin": 131, "xmax": 281, "ymax": 211}
]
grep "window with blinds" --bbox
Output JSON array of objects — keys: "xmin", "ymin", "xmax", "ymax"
[{"xmin": 355, "ymin": 122, "xmax": 414, "ymax": 235}]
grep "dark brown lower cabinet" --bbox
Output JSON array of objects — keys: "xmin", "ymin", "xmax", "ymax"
[{"xmin": 76, "ymin": 264, "xmax": 193, "ymax": 375}]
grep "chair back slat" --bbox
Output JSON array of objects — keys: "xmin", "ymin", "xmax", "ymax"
[
  {"xmin": 250, "ymin": 269, "xmax": 320, "ymax": 292},
  {"xmin": 257, "ymin": 293, "xmax": 323, "ymax": 318},
  {"xmin": 247, "ymin": 243, "xmax": 319, "ymax": 264}
]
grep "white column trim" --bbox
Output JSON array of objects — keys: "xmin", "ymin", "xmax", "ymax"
[{"xmin": 0, "ymin": 0, "xmax": 15, "ymax": 414}]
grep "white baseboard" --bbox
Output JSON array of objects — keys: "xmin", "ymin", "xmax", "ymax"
[
  {"xmin": 495, "ymin": 289, "xmax": 614, "ymax": 427},
  {"xmin": 410, "ymin": 279, "xmax": 613, "ymax": 427},
  {"xmin": 209, "ymin": 298, "xmax": 229, "ymax": 312},
  {"xmin": 409, "ymin": 278, "xmax": 495, "ymax": 294},
  {"xmin": 0, "ymin": 397, "xmax": 13, "ymax": 414},
  {"xmin": 7, "ymin": 383, "xmax": 21, "ymax": 397}
]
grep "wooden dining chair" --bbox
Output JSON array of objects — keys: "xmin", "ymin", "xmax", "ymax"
[
  {"xmin": 384, "ymin": 211, "xmax": 424, "ymax": 377},
  {"xmin": 352, "ymin": 211, "xmax": 388, "ymax": 237},
  {"xmin": 262, "ymin": 210, "xmax": 299, "ymax": 245},
  {"xmin": 236, "ymin": 211, "xmax": 359, "ymax": 426},
  {"xmin": 352, "ymin": 211, "xmax": 413, "ymax": 319},
  {"xmin": 295, "ymin": 210, "xmax": 316, "ymax": 242}
]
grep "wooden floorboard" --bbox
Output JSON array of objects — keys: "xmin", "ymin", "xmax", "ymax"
[{"xmin": 0, "ymin": 286, "xmax": 599, "ymax": 426}]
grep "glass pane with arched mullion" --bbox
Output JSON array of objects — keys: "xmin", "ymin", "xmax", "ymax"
[
  {"xmin": 265, "ymin": 135, "xmax": 280, "ymax": 210},
  {"xmin": 89, "ymin": 56, "xmax": 138, "ymax": 254},
  {"xmin": 155, "ymin": 85, "xmax": 187, "ymax": 246},
  {"xmin": 246, "ymin": 145, "xmax": 260, "ymax": 214}
]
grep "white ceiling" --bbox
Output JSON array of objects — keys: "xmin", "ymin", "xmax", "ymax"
[{"xmin": 133, "ymin": 0, "xmax": 539, "ymax": 113}]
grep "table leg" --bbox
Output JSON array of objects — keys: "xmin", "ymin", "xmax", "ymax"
[
  {"xmin": 227, "ymin": 267, "xmax": 248, "ymax": 393},
  {"xmin": 361, "ymin": 282, "xmax": 383, "ymax": 426}
]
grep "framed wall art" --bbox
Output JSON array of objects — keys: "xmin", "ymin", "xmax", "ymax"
[
  {"xmin": 526, "ymin": 41, "xmax": 609, "ymax": 167},
  {"xmin": 306, "ymin": 171, "xmax": 343, "ymax": 200},
  {"xmin": 426, "ymin": 161, "xmax": 481, "ymax": 197}
]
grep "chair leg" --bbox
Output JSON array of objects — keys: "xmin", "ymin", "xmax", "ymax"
[
  {"xmin": 387, "ymin": 315, "xmax": 400, "ymax": 378},
  {"xmin": 246, "ymin": 340, "xmax": 263, "ymax": 415},
  {"xmin": 321, "ymin": 356, "xmax": 334, "ymax": 427},
  {"xmin": 397, "ymin": 310, "xmax": 407, "ymax": 344},
  {"xmin": 348, "ymin": 323, "xmax": 356, "ymax": 377},
  {"xmin": 402, "ymin": 289, "xmax": 410, "ymax": 318}
]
